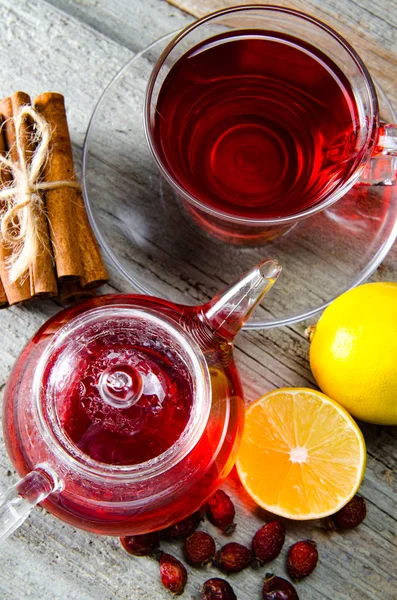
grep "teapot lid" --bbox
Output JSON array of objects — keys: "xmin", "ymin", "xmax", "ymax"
[{"xmin": 35, "ymin": 305, "xmax": 211, "ymax": 471}]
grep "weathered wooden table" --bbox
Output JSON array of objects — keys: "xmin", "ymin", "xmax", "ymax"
[{"xmin": 0, "ymin": 1, "xmax": 396, "ymax": 599}]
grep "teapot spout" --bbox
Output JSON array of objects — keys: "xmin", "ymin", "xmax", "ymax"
[{"xmin": 201, "ymin": 259, "xmax": 281, "ymax": 341}]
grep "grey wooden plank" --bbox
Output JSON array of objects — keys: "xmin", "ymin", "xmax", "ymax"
[
  {"xmin": 44, "ymin": 0, "xmax": 192, "ymax": 52},
  {"xmin": 0, "ymin": 0, "xmax": 132, "ymax": 145}
]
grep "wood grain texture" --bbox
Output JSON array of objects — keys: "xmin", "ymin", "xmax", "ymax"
[{"xmin": 0, "ymin": 0, "xmax": 395, "ymax": 599}]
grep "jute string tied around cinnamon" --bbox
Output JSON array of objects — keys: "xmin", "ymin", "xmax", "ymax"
[{"xmin": 0, "ymin": 105, "xmax": 80, "ymax": 283}]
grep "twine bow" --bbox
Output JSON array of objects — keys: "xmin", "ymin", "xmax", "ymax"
[{"xmin": 0, "ymin": 105, "xmax": 80, "ymax": 283}]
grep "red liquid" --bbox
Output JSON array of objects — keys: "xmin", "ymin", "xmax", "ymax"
[
  {"xmin": 153, "ymin": 31, "xmax": 360, "ymax": 219},
  {"xmin": 3, "ymin": 295, "xmax": 244, "ymax": 535},
  {"xmin": 47, "ymin": 334, "xmax": 194, "ymax": 466}
]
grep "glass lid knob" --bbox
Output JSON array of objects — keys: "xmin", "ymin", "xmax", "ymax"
[{"xmin": 99, "ymin": 364, "xmax": 143, "ymax": 409}]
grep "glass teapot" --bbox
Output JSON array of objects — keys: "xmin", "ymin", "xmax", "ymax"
[{"xmin": 0, "ymin": 259, "xmax": 280, "ymax": 541}]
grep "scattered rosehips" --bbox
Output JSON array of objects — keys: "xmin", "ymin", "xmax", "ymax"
[
  {"xmin": 216, "ymin": 542, "xmax": 251, "ymax": 573},
  {"xmin": 252, "ymin": 521, "xmax": 286, "ymax": 565},
  {"xmin": 120, "ymin": 532, "xmax": 160, "ymax": 557},
  {"xmin": 201, "ymin": 577, "xmax": 237, "ymax": 600},
  {"xmin": 206, "ymin": 490, "xmax": 236, "ymax": 534},
  {"xmin": 159, "ymin": 552, "xmax": 187, "ymax": 595},
  {"xmin": 161, "ymin": 510, "xmax": 203, "ymax": 540},
  {"xmin": 330, "ymin": 495, "xmax": 367, "ymax": 530},
  {"xmin": 184, "ymin": 531, "xmax": 216, "ymax": 567},
  {"xmin": 263, "ymin": 573, "xmax": 299, "ymax": 600},
  {"xmin": 287, "ymin": 540, "xmax": 318, "ymax": 579}
]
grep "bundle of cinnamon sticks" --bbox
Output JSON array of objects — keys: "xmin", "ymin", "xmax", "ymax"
[{"xmin": 0, "ymin": 91, "xmax": 108, "ymax": 307}]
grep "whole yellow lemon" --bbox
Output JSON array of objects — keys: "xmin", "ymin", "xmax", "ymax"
[{"xmin": 309, "ymin": 282, "xmax": 397, "ymax": 425}]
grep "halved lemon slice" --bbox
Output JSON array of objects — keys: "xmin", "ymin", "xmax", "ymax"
[{"xmin": 236, "ymin": 388, "xmax": 366, "ymax": 520}]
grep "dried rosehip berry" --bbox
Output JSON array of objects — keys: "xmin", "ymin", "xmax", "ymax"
[
  {"xmin": 287, "ymin": 540, "xmax": 318, "ymax": 579},
  {"xmin": 206, "ymin": 490, "xmax": 236, "ymax": 533},
  {"xmin": 184, "ymin": 531, "xmax": 216, "ymax": 567},
  {"xmin": 330, "ymin": 495, "xmax": 367, "ymax": 530},
  {"xmin": 252, "ymin": 521, "xmax": 286, "ymax": 565},
  {"xmin": 159, "ymin": 552, "xmax": 187, "ymax": 595},
  {"xmin": 120, "ymin": 532, "xmax": 160, "ymax": 556},
  {"xmin": 161, "ymin": 510, "xmax": 203, "ymax": 540},
  {"xmin": 263, "ymin": 573, "xmax": 299, "ymax": 600},
  {"xmin": 216, "ymin": 542, "xmax": 251, "ymax": 573},
  {"xmin": 201, "ymin": 578, "xmax": 237, "ymax": 600}
]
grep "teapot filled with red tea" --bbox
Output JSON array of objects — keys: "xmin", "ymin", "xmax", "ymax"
[{"xmin": 0, "ymin": 260, "xmax": 280, "ymax": 540}]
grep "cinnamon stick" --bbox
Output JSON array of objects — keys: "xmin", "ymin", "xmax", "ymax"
[
  {"xmin": 75, "ymin": 192, "xmax": 108, "ymax": 287},
  {"xmin": 59, "ymin": 280, "xmax": 96, "ymax": 304},
  {"xmin": 0, "ymin": 100, "xmax": 31, "ymax": 305},
  {"xmin": 0, "ymin": 90, "xmax": 107, "ymax": 309},
  {"xmin": 10, "ymin": 92, "xmax": 57, "ymax": 297},
  {"xmin": 0, "ymin": 276, "xmax": 8, "ymax": 308},
  {"xmin": 33, "ymin": 92, "xmax": 82, "ymax": 281}
]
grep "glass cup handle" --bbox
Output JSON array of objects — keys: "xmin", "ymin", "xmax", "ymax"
[
  {"xmin": 0, "ymin": 465, "xmax": 62, "ymax": 543},
  {"xmin": 359, "ymin": 124, "xmax": 397, "ymax": 186}
]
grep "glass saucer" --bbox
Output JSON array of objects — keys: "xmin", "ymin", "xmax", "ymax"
[{"xmin": 82, "ymin": 32, "xmax": 397, "ymax": 330}]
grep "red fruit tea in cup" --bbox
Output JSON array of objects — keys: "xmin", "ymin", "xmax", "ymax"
[{"xmin": 152, "ymin": 30, "xmax": 360, "ymax": 220}]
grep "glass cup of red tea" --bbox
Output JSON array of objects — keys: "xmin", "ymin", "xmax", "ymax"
[{"xmin": 145, "ymin": 5, "xmax": 397, "ymax": 246}]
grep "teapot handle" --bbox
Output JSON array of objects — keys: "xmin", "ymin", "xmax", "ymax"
[{"xmin": 0, "ymin": 465, "xmax": 62, "ymax": 543}]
